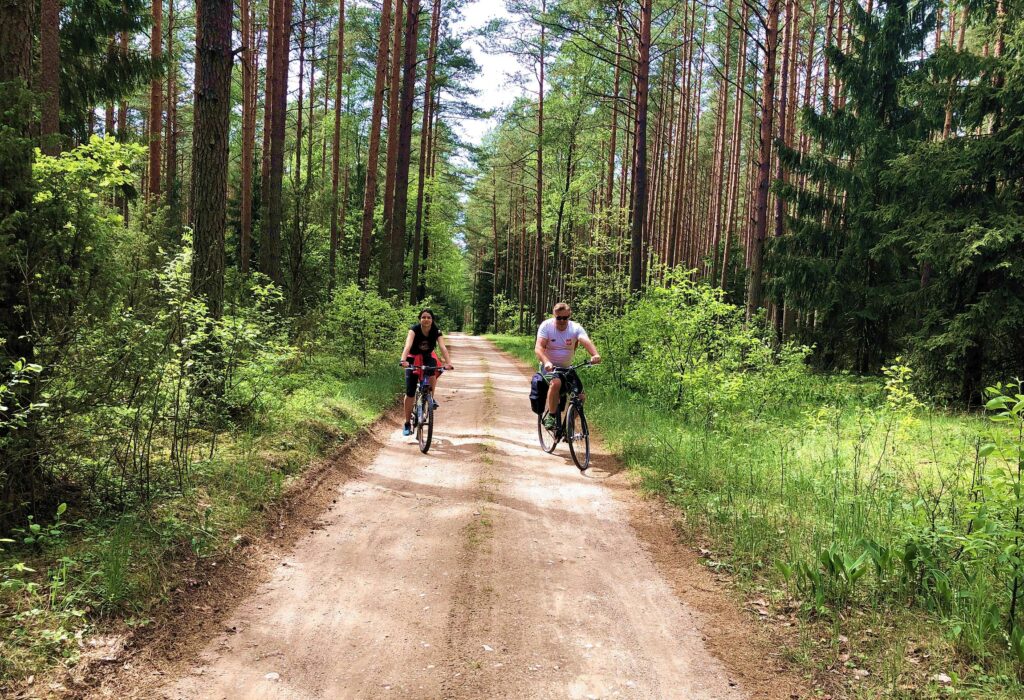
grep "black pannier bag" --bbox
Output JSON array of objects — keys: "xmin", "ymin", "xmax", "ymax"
[
  {"xmin": 529, "ymin": 372, "xmax": 566, "ymax": 415},
  {"xmin": 529, "ymin": 372, "xmax": 548, "ymax": 415}
]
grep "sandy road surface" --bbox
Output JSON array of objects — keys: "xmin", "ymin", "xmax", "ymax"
[{"xmin": 163, "ymin": 335, "xmax": 747, "ymax": 699}]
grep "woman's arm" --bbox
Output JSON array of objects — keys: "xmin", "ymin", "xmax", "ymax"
[
  {"xmin": 399, "ymin": 329, "xmax": 415, "ymax": 366},
  {"xmin": 436, "ymin": 337, "xmax": 453, "ymax": 368}
]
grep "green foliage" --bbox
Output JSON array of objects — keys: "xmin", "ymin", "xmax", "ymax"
[
  {"xmin": 322, "ymin": 284, "xmax": 406, "ymax": 368},
  {"xmin": 594, "ymin": 273, "xmax": 811, "ymax": 423}
]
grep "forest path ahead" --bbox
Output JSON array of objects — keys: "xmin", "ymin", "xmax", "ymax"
[{"xmin": 159, "ymin": 335, "xmax": 760, "ymax": 699}]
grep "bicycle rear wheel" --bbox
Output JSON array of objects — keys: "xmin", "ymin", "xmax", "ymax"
[
  {"xmin": 565, "ymin": 403, "xmax": 590, "ymax": 471},
  {"xmin": 537, "ymin": 412, "xmax": 559, "ymax": 453},
  {"xmin": 417, "ymin": 391, "xmax": 434, "ymax": 453}
]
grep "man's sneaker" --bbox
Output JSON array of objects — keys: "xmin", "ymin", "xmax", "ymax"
[
  {"xmin": 402, "ymin": 422, "xmax": 412, "ymax": 436},
  {"xmin": 431, "ymin": 398, "xmax": 439, "ymax": 410},
  {"xmin": 542, "ymin": 413, "xmax": 557, "ymax": 430}
]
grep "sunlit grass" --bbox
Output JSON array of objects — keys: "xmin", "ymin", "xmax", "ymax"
[{"xmin": 488, "ymin": 333, "xmax": 1023, "ymax": 697}]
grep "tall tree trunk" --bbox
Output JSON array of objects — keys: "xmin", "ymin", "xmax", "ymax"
[
  {"xmin": 262, "ymin": 0, "xmax": 277, "ymax": 207},
  {"xmin": 410, "ymin": 0, "xmax": 440, "ymax": 303},
  {"xmin": 380, "ymin": 0, "xmax": 405, "ymax": 295},
  {"xmin": 534, "ymin": 3, "xmax": 546, "ymax": 324},
  {"xmin": 629, "ymin": 0, "xmax": 652, "ymax": 293},
  {"xmin": 148, "ymin": 0, "xmax": 163, "ymax": 196},
  {"xmin": 261, "ymin": 0, "xmax": 292, "ymax": 286},
  {"xmin": 118, "ymin": 31, "xmax": 129, "ymax": 141},
  {"xmin": 290, "ymin": 0, "xmax": 307, "ymax": 312},
  {"xmin": 708, "ymin": 0, "xmax": 733, "ymax": 282},
  {"xmin": 240, "ymin": 0, "xmax": 255, "ymax": 272},
  {"xmin": 387, "ymin": 0, "xmax": 421, "ymax": 300},
  {"xmin": 329, "ymin": 0, "xmax": 346, "ymax": 292},
  {"xmin": 190, "ymin": 0, "xmax": 234, "ymax": 318},
  {"xmin": 165, "ymin": 0, "xmax": 179, "ymax": 210},
  {"xmin": 357, "ymin": 0, "xmax": 395, "ymax": 286},
  {"xmin": 721, "ymin": 1, "xmax": 748, "ymax": 290},
  {"xmin": 745, "ymin": 0, "xmax": 781, "ymax": 320},
  {"xmin": 0, "ymin": 0, "xmax": 42, "ymax": 524},
  {"xmin": 40, "ymin": 0, "xmax": 61, "ymax": 155}
]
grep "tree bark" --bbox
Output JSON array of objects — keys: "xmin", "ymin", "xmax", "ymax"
[
  {"xmin": 410, "ymin": 0, "xmax": 440, "ymax": 304},
  {"xmin": 745, "ymin": 0, "xmax": 781, "ymax": 320},
  {"xmin": 148, "ymin": 0, "xmax": 163, "ymax": 196},
  {"xmin": 190, "ymin": 0, "xmax": 234, "ymax": 318},
  {"xmin": 387, "ymin": 0, "xmax": 421, "ymax": 300},
  {"xmin": 240, "ymin": 0, "xmax": 255, "ymax": 272},
  {"xmin": 628, "ymin": 0, "xmax": 652, "ymax": 293},
  {"xmin": 357, "ymin": 0, "xmax": 395, "ymax": 286},
  {"xmin": 534, "ymin": 3, "xmax": 546, "ymax": 323},
  {"xmin": 40, "ymin": 0, "xmax": 61, "ymax": 155},
  {"xmin": 329, "ymin": 0, "xmax": 346, "ymax": 292},
  {"xmin": 380, "ymin": 0, "xmax": 405, "ymax": 295},
  {"xmin": 261, "ymin": 0, "xmax": 291, "ymax": 286}
]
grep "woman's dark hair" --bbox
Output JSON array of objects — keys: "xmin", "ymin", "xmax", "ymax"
[{"xmin": 418, "ymin": 308, "xmax": 435, "ymax": 321}]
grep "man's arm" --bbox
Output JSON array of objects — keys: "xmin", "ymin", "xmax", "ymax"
[
  {"xmin": 579, "ymin": 336, "xmax": 601, "ymax": 364},
  {"xmin": 534, "ymin": 336, "xmax": 554, "ymax": 371}
]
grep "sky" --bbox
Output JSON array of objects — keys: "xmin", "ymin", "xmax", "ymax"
[{"xmin": 452, "ymin": 0, "xmax": 517, "ymax": 147}]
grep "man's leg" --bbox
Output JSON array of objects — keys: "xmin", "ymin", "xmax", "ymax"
[{"xmin": 545, "ymin": 377, "xmax": 562, "ymax": 415}]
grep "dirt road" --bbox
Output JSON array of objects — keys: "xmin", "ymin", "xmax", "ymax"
[{"xmin": 162, "ymin": 335, "xmax": 751, "ymax": 699}]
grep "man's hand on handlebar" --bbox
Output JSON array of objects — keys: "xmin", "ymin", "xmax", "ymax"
[
  {"xmin": 443, "ymin": 363, "xmax": 454, "ymax": 370},
  {"xmin": 400, "ymin": 359, "xmax": 410, "ymax": 368},
  {"xmin": 543, "ymin": 361, "xmax": 554, "ymax": 373},
  {"xmin": 590, "ymin": 354, "xmax": 602, "ymax": 365}
]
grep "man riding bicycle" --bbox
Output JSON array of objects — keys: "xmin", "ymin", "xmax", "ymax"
[
  {"xmin": 535, "ymin": 303, "xmax": 601, "ymax": 430},
  {"xmin": 400, "ymin": 308, "xmax": 453, "ymax": 436}
]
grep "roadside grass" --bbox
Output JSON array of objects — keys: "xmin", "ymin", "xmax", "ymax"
[
  {"xmin": 0, "ymin": 352, "xmax": 399, "ymax": 687},
  {"xmin": 487, "ymin": 333, "xmax": 1024, "ymax": 698}
]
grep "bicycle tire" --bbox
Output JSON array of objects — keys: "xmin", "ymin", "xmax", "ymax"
[
  {"xmin": 538, "ymin": 412, "xmax": 559, "ymax": 453},
  {"xmin": 418, "ymin": 391, "xmax": 434, "ymax": 453},
  {"xmin": 565, "ymin": 403, "xmax": 590, "ymax": 471}
]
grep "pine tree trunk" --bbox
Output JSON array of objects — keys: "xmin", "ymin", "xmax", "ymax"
[
  {"xmin": 40, "ymin": 0, "xmax": 61, "ymax": 155},
  {"xmin": 148, "ymin": 0, "xmax": 163, "ymax": 196},
  {"xmin": 379, "ymin": 0, "xmax": 404, "ymax": 295},
  {"xmin": 262, "ymin": 0, "xmax": 291, "ymax": 286},
  {"xmin": 628, "ymin": 0, "xmax": 652, "ymax": 293},
  {"xmin": 240, "ymin": 0, "xmax": 255, "ymax": 273},
  {"xmin": 388, "ymin": 0, "xmax": 421, "ymax": 300},
  {"xmin": 533, "ymin": 4, "xmax": 546, "ymax": 323},
  {"xmin": 329, "ymin": 0, "xmax": 346, "ymax": 292},
  {"xmin": 290, "ymin": 0, "xmax": 307, "ymax": 312},
  {"xmin": 357, "ymin": 0, "xmax": 395, "ymax": 286},
  {"xmin": 745, "ymin": 0, "xmax": 781, "ymax": 320},
  {"xmin": 190, "ymin": 0, "xmax": 234, "ymax": 318},
  {"xmin": 410, "ymin": 0, "xmax": 440, "ymax": 303}
]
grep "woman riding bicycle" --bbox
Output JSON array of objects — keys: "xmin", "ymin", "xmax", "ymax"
[
  {"xmin": 534, "ymin": 302, "xmax": 601, "ymax": 429},
  {"xmin": 399, "ymin": 308, "xmax": 453, "ymax": 436}
]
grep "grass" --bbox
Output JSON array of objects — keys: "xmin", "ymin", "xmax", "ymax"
[
  {"xmin": 0, "ymin": 350, "xmax": 400, "ymax": 688},
  {"xmin": 487, "ymin": 333, "xmax": 1024, "ymax": 698}
]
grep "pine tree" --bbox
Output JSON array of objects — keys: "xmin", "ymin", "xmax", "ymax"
[{"xmin": 769, "ymin": 0, "xmax": 936, "ymax": 372}]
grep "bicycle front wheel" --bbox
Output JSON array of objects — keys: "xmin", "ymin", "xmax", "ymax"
[
  {"xmin": 417, "ymin": 392, "xmax": 434, "ymax": 453},
  {"xmin": 565, "ymin": 403, "xmax": 590, "ymax": 471},
  {"xmin": 538, "ymin": 412, "xmax": 558, "ymax": 453}
]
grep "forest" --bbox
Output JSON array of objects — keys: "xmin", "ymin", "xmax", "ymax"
[{"xmin": 1, "ymin": 0, "xmax": 1023, "ymax": 695}]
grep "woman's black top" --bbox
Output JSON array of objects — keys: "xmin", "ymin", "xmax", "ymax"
[{"xmin": 410, "ymin": 323, "xmax": 442, "ymax": 356}]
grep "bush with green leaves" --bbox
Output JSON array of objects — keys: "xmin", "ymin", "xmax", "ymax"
[{"xmin": 593, "ymin": 273, "xmax": 811, "ymax": 424}]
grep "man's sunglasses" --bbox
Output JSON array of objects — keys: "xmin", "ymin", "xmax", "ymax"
[{"xmin": 555, "ymin": 315, "xmax": 570, "ymax": 321}]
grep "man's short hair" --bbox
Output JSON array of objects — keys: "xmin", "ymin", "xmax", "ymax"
[{"xmin": 552, "ymin": 302, "xmax": 571, "ymax": 315}]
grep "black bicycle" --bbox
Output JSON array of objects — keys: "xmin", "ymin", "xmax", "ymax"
[
  {"xmin": 404, "ymin": 364, "xmax": 445, "ymax": 453},
  {"xmin": 537, "ymin": 362, "xmax": 592, "ymax": 471}
]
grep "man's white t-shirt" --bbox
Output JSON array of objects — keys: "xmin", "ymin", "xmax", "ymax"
[{"xmin": 537, "ymin": 318, "xmax": 590, "ymax": 367}]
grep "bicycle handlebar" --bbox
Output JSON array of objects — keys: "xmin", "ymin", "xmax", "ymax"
[{"xmin": 543, "ymin": 360, "xmax": 593, "ymax": 378}]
